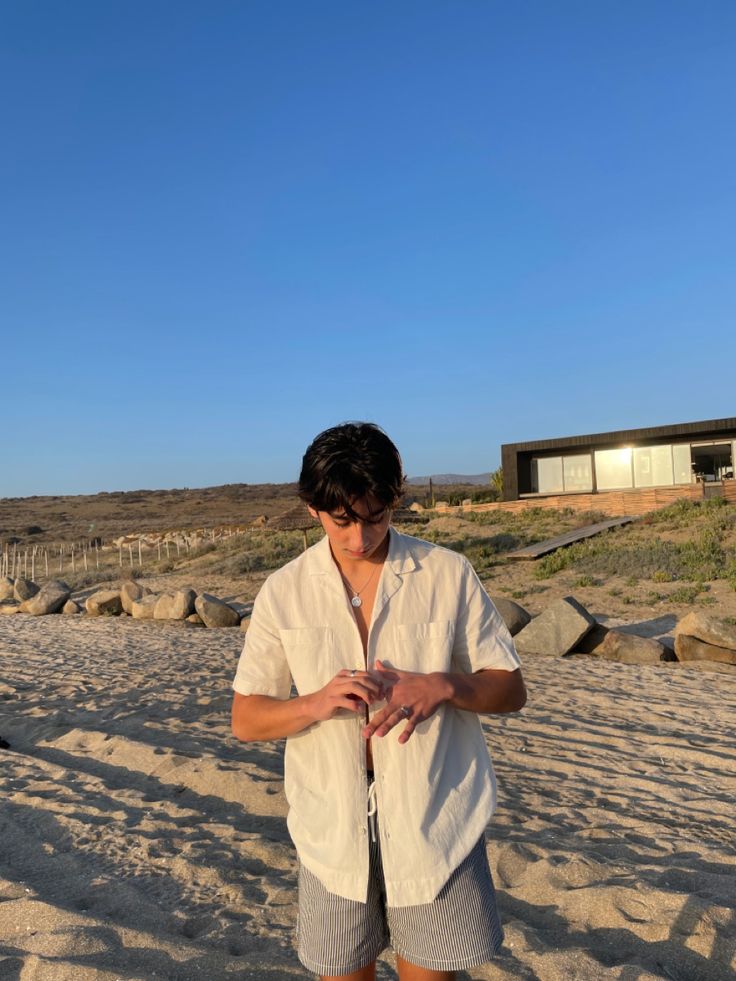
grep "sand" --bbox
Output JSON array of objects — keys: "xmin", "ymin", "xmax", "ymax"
[{"xmin": 1, "ymin": 614, "xmax": 734, "ymax": 980}]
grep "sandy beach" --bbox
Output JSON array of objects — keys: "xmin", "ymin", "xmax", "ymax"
[{"xmin": 1, "ymin": 613, "xmax": 734, "ymax": 980}]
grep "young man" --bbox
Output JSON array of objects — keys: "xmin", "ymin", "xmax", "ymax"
[{"xmin": 231, "ymin": 423, "xmax": 526, "ymax": 981}]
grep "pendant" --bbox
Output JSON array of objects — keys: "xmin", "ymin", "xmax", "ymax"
[{"xmin": 351, "ymin": 595, "xmax": 362, "ymax": 608}]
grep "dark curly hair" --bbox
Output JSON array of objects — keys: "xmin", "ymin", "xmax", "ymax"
[{"xmin": 298, "ymin": 422, "xmax": 404, "ymax": 519}]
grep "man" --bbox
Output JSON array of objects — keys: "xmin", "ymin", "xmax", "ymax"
[{"xmin": 232, "ymin": 422, "xmax": 526, "ymax": 980}]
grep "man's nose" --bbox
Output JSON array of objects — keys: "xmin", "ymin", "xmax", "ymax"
[{"xmin": 349, "ymin": 522, "xmax": 370, "ymax": 549}]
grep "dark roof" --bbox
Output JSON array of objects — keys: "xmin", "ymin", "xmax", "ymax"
[{"xmin": 502, "ymin": 416, "xmax": 736, "ymax": 454}]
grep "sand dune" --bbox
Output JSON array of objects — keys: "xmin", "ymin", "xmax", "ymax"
[{"xmin": 1, "ymin": 614, "xmax": 734, "ymax": 979}]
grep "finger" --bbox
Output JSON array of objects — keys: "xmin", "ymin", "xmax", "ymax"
[
  {"xmin": 361, "ymin": 706, "xmax": 392, "ymax": 738},
  {"xmin": 344, "ymin": 680, "xmax": 383, "ymax": 703},
  {"xmin": 397, "ymin": 720, "xmax": 416, "ymax": 744},
  {"xmin": 335, "ymin": 696, "xmax": 365, "ymax": 713},
  {"xmin": 373, "ymin": 706, "xmax": 411, "ymax": 738},
  {"xmin": 340, "ymin": 671, "xmax": 382, "ymax": 693}
]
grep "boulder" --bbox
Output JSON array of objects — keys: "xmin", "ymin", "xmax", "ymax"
[
  {"xmin": 514, "ymin": 596, "xmax": 596, "ymax": 656},
  {"xmin": 0, "ymin": 577, "xmax": 14, "ymax": 601},
  {"xmin": 120, "ymin": 581, "xmax": 149, "ymax": 615},
  {"xmin": 86, "ymin": 590, "xmax": 123, "ymax": 617},
  {"xmin": 675, "ymin": 634, "xmax": 736, "ymax": 666},
  {"xmin": 14, "ymin": 579, "xmax": 39, "ymax": 602},
  {"xmin": 597, "ymin": 630, "xmax": 674, "ymax": 664},
  {"xmin": 0, "ymin": 600, "xmax": 21, "ymax": 616},
  {"xmin": 62, "ymin": 600, "xmax": 82, "ymax": 615},
  {"xmin": 154, "ymin": 594, "xmax": 176, "ymax": 620},
  {"xmin": 572, "ymin": 623, "xmax": 610, "ymax": 654},
  {"xmin": 170, "ymin": 588, "xmax": 196, "ymax": 620},
  {"xmin": 186, "ymin": 613, "xmax": 205, "ymax": 626},
  {"xmin": 20, "ymin": 581, "xmax": 70, "ymax": 616},
  {"xmin": 490, "ymin": 596, "xmax": 532, "ymax": 637},
  {"xmin": 131, "ymin": 595, "xmax": 159, "ymax": 620},
  {"xmin": 195, "ymin": 593, "xmax": 240, "ymax": 628},
  {"xmin": 675, "ymin": 612, "xmax": 736, "ymax": 652}
]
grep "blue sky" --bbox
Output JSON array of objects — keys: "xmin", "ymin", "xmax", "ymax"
[{"xmin": 3, "ymin": 1, "xmax": 735, "ymax": 495}]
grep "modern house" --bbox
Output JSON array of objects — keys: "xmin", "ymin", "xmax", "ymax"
[{"xmin": 501, "ymin": 417, "xmax": 736, "ymax": 502}]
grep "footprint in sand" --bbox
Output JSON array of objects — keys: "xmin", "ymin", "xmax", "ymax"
[
  {"xmin": 547, "ymin": 854, "xmax": 609, "ymax": 890},
  {"xmin": 495, "ymin": 842, "xmax": 542, "ymax": 888}
]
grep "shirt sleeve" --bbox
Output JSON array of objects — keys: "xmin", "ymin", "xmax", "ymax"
[
  {"xmin": 451, "ymin": 558, "xmax": 521, "ymax": 674},
  {"xmin": 232, "ymin": 580, "xmax": 293, "ymax": 699}
]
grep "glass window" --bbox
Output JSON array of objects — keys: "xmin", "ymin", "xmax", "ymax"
[
  {"xmin": 595, "ymin": 448, "xmax": 633, "ymax": 490},
  {"xmin": 531, "ymin": 456, "xmax": 564, "ymax": 494},
  {"xmin": 633, "ymin": 445, "xmax": 674, "ymax": 487},
  {"xmin": 673, "ymin": 444, "xmax": 692, "ymax": 485},
  {"xmin": 563, "ymin": 454, "xmax": 593, "ymax": 492}
]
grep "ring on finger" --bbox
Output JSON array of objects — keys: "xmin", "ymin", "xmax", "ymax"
[
  {"xmin": 399, "ymin": 705, "xmax": 411, "ymax": 718},
  {"xmin": 350, "ymin": 669, "xmax": 357, "ymax": 677}
]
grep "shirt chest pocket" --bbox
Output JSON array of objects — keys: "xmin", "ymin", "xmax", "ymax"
[
  {"xmin": 392, "ymin": 620, "xmax": 455, "ymax": 674},
  {"xmin": 279, "ymin": 626, "xmax": 336, "ymax": 695}
]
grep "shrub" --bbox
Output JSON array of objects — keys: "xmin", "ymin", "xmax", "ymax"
[{"xmin": 670, "ymin": 585, "xmax": 704, "ymax": 604}]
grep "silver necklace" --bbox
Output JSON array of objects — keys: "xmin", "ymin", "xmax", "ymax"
[{"xmin": 341, "ymin": 564, "xmax": 379, "ymax": 608}]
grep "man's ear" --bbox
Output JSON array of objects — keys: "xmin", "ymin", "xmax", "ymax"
[{"xmin": 307, "ymin": 505, "xmax": 319, "ymax": 520}]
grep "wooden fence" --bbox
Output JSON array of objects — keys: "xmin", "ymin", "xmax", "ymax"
[{"xmin": 0, "ymin": 526, "xmax": 249, "ymax": 582}]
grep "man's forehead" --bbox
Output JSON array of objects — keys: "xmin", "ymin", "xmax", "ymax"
[{"xmin": 330, "ymin": 497, "xmax": 386, "ymax": 519}]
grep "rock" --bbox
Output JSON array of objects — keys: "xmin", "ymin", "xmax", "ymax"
[
  {"xmin": 154, "ymin": 594, "xmax": 176, "ymax": 620},
  {"xmin": 120, "ymin": 581, "xmax": 149, "ymax": 614},
  {"xmin": 597, "ymin": 630, "xmax": 674, "ymax": 664},
  {"xmin": 186, "ymin": 613, "xmax": 205, "ymax": 626},
  {"xmin": 194, "ymin": 593, "xmax": 240, "ymax": 628},
  {"xmin": 675, "ymin": 612, "xmax": 736, "ymax": 652},
  {"xmin": 170, "ymin": 588, "xmax": 196, "ymax": 620},
  {"xmin": 0, "ymin": 600, "xmax": 21, "ymax": 616},
  {"xmin": 131, "ymin": 595, "xmax": 159, "ymax": 620},
  {"xmin": 20, "ymin": 581, "xmax": 70, "ymax": 616},
  {"xmin": 0, "ymin": 577, "xmax": 14, "ymax": 601},
  {"xmin": 514, "ymin": 596, "xmax": 596, "ymax": 656},
  {"xmin": 13, "ymin": 579, "xmax": 39, "ymax": 602},
  {"xmin": 490, "ymin": 596, "xmax": 532, "ymax": 637},
  {"xmin": 675, "ymin": 634, "xmax": 736, "ymax": 666},
  {"xmin": 572, "ymin": 623, "xmax": 610, "ymax": 654},
  {"xmin": 86, "ymin": 590, "xmax": 123, "ymax": 617},
  {"xmin": 62, "ymin": 600, "xmax": 82, "ymax": 615}
]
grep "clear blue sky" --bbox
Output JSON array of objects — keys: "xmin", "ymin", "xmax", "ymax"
[{"xmin": 3, "ymin": 1, "xmax": 735, "ymax": 496}]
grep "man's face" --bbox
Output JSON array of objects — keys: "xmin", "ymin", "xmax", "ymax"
[{"xmin": 308, "ymin": 495, "xmax": 391, "ymax": 563}]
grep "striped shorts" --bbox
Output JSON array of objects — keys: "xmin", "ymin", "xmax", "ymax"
[{"xmin": 296, "ymin": 791, "xmax": 504, "ymax": 975}]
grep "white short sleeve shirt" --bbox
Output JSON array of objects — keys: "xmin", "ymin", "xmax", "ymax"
[{"xmin": 232, "ymin": 527, "xmax": 521, "ymax": 907}]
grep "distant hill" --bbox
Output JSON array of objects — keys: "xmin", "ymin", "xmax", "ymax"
[{"xmin": 406, "ymin": 474, "xmax": 490, "ymax": 486}]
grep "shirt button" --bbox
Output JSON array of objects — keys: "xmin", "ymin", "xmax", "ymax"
[{"xmin": 359, "ymin": 826, "xmax": 367, "ymax": 836}]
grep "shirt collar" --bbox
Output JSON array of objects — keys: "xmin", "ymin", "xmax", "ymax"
[{"xmin": 306, "ymin": 525, "xmax": 418, "ymax": 578}]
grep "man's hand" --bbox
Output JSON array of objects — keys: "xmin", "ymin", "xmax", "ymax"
[
  {"xmin": 362, "ymin": 660, "xmax": 451, "ymax": 745},
  {"xmin": 308, "ymin": 668, "xmax": 385, "ymax": 722}
]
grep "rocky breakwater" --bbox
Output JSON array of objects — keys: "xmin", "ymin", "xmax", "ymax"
[
  {"xmin": 501, "ymin": 594, "xmax": 734, "ymax": 667},
  {"xmin": 674, "ymin": 612, "xmax": 736, "ymax": 665},
  {"xmin": 0, "ymin": 577, "xmax": 245, "ymax": 629}
]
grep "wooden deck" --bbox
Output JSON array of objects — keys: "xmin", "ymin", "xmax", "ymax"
[{"xmin": 507, "ymin": 516, "xmax": 636, "ymax": 560}]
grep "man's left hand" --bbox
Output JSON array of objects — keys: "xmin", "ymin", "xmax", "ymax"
[{"xmin": 362, "ymin": 660, "xmax": 451, "ymax": 745}]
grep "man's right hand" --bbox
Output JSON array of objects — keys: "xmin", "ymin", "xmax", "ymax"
[{"xmin": 307, "ymin": 669, "xmax": 384, "ymax": 722}]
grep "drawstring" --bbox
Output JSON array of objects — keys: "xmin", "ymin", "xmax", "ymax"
[{"xmin": 367, "ymin": 779, "xmax": 377, "ymax": 843}]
